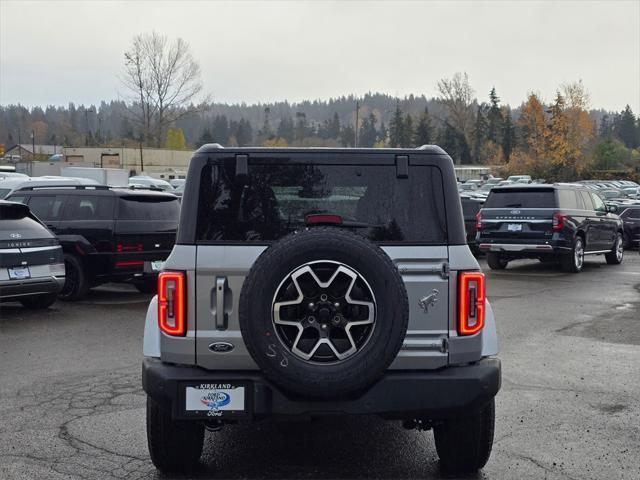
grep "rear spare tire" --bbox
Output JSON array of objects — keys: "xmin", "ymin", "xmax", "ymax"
[{"xmin": 239, "ymin": 228, "xmax": 409, "ymax": 399}]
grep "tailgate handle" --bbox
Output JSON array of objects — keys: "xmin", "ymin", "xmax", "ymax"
[{"xmin": 215, "ymin": 277, "xmax": 229, "ymax": 330}]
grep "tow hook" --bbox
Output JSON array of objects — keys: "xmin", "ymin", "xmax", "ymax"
[{"xmin": 402, "ymin": 419, "xmax": 433, "ymax": 431}]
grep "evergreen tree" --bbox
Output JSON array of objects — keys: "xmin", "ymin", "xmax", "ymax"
[
  {"xmin": 211, "ymin": 115, "xmax": 229, "ymax": 144},
  {"xmin": 197, "ymin": 127, "xmax": 214, "ymax": 146},
  {"xmin": 259, "ymin": 107, "xmax": 273, "ymax": 139},
  {"xmin": 277, "ymin": 116, "xmax": 294, "ymax": 143},
  {"xmin": 615, "ymin": 105, "xmax": 638, "ymax": 148},
  {"xmin": 401, "ymin": 113, "xmax": 414, "ymax": 147},
  {"xmin": 340, "ymin": 124, "xmax": 355, "ymax": 147},
  {"xmin": 294, "ymin": 112, "xmax": 308, "ymax": 141},
  {"xmin": 486, "ymin": 87, "xmax": 503, "ymax": 143},
  {"xmin": 502, "ymin": 108, "xmax": 516, "ymax": 161},
  {"xmin": 598, "ymin": 114, "xmax": 612, "ymax": 138},
  {"xmin": 328, "ymin": 112, "xmax": 341, "ymax": 139},
  {"xmin": 472, "ymin": 103, "xmax": 488, "ymax": 163},
  {"xmin": 388, "ymin": 103, "xmax": 404, "ymax": 148},
  {"xmin": 413, "ymin": 107, "xmax": 433, "ymax": 146},
  {"xmin": 235, "ymin": 118, "xmax": 253, "ymax": 147},
  {"xmin": 359, "ymin": 113, "xmax": 378, "ymax": 147}
]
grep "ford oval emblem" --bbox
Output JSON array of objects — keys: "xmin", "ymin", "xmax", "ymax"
[
  {"xmin": 209, "ymin": 342, "xmax": 234, "ymax": 353},
  {"xmin": 510, "ymin": 209, "xmax": 521, "ymax": 215}
]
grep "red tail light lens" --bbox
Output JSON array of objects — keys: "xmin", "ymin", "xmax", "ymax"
[
  {"xmin": 458, "ymin": 271, "xmax": 486, "ymax": 336},
  {"xmin": 475, "ymin": 211, "xmax": 482, "ymax": 230},
  {"xmin": 117, "ymin": 243, "xmax": 143, "ymax": 252},
  {"xmin": 552, "ymin": 213, "xmax": 565, "ymax": 231},
  {"xmin": 305, "ymin": 214, "xmax": 343, "ymax": 226},
  {"xmin": 158, "ymin": 271, "xmax": 186, "ymax": 336}
]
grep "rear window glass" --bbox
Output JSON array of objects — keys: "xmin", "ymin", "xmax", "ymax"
[
  {"xmin": 557, "ymin": 189, "xmax": 580, "ymax": 209},
  {"xmin": 27, "ymin": 195, "xmax": 65, "ymax": 221},
  {"xmin": 62, "ymin": 196, "xmax": 115, "ymax": 221},
  {"xmin": 484, "ymin": 189, "xmax": 556, "ymax": 209},
  {"xmin": 196, "ymin": 163, "xmax": 447, "ymax": 244},
  {"xmin": 118, "ymin": 196, "xmax": 180, "ymax": 221}
]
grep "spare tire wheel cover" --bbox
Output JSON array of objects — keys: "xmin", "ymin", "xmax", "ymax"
[{"xmin": 239, "ymin": 227, "xmax": 409, "ymax": 398}]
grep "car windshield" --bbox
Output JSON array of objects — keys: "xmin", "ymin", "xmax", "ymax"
[{"xmin": 0, "ymin": 188, "xmax": 11, "ymax": 198}]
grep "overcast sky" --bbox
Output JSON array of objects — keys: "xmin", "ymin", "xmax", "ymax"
[{"xmin": 1, "ymin": 0, "xmax": 639, "ymax": 111}]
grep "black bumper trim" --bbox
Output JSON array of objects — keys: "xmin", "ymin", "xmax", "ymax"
[
  {"xmin": 142, "ymin": 357, "xmax": 501, "ymax": 420},
  {"xmin": 0, "ymin": 276, "xmax": 64, "ymax": 300}
]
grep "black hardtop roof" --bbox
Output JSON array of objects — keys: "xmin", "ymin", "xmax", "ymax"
[{"xmin": 195, "ymin": 144, "xmax": 447, "ymax": 156}]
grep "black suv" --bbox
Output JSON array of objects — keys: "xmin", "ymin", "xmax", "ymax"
[
  {"xmin": 477, "ymin": 184, "xmax": 624, "ymax": 272},
  {"xmin": 0, "ymin": 200, "xmax": 65, "ymax": 309},
  {"xmin": 7, "ymin": 186, "xmax": 180, "ymax": 299},
  {"xmin": 460, "ymin": 194, "xmax": 484, "ymax": 253},
  {"xmin": 617, "ymin": 205, "xmax": 640, "ymax": 248}
]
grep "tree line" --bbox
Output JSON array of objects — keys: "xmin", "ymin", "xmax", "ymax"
[{"xmin": 1, "ymin": 32, "xmax": 638, "ymax": 182}]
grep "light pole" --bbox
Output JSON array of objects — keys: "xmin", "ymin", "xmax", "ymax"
[{"xmin": 30, "ymin": 130, "xmax": 35, "ymax": 175}]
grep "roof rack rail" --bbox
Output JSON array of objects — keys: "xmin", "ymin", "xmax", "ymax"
[
  {"xmin": 122, "ymin": 185, "xmax": 166, "ymax": 191},
  {"xmin": 15, "ymin": 184, "xmax": 111, "ymax": 192}
]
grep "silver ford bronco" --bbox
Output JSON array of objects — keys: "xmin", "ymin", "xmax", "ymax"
[{"xmin": 142, "ymin": 145, "xmax": 500, "ymax": 474}]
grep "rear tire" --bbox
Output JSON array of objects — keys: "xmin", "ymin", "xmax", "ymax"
[
  {"xmin": 58, "ymin": 254, "xmax": 90, "ymax": 301},
  {"xmin": 434, "ymin": 399, "xmax": 495, "ymax": 473},
  {"xmin": 146, "ymin": 396, "xmax": 204, "ymax": 474},
  {"xmin": 487, "ymin": 253, "xmax": 508, "ymax": 270},
  {"xmin": 605, "ymin": 233, "xmax": 624, "ymax": 265},
  {"xmin": 20, "ymin": 293, "xmax": 57, "ymax": 310},
  {"xmin": 560, "ymin": 236, "xmax": 584, "ymax": 273}
]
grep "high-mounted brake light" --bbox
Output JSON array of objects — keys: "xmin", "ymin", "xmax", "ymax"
[
  {"xmin": 158, "ymin": 271, "xmax": 186, "ymax": 336},
  {"xmin": 552, "ymin": 212, "xmax": 565, "ymax": 231},
  {"xmin": 475, "ymin": 211, "xmax": 482, "ymax": 230},
  {"xmin": 305, "ymin": 214, "xmax": 343, "ymax": 226},
  {"xmin": 458, "ymin": 271, "xmax": 486, "ymax": 336}
]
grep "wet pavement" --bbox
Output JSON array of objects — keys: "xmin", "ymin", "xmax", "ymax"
[{"xmin": 1, "ymin": 254, "xmax": 639, "ymax": 479}]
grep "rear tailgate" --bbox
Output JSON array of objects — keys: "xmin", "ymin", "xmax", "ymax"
[
  {"xmin": 479, "ymin": 188, "xmax": 556, "ymax": 243},
  {"xmin": 113, "ymin": 194, "xmax": 179, "ymax": 271}
]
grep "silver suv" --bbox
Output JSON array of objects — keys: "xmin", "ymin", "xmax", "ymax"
[{"xmin": 142, "ymin": 145, "xmax": 501, "ymax": 474}]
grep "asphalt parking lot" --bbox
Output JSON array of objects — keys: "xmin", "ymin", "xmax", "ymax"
[{"xmin": 1, "ymin": 254, "xmax": 639, "ymax": 480}]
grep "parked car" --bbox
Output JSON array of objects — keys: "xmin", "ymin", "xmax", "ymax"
[
  {"xmin": 129, "ymin": 175, "xmax": 174, "ymax": 191},
  {"xmin": 0, "ymin": 200, "xmax": 65, "ymax": 309},
  {"xmin": 460, "ymin": 194, "xmax": 485, "ymax": 252},
  {"xmin": 617, "ymin": 205, "xmax": 640, "ymax": 248},
  {"xmin": 477, "ymin": 184, "xmax": 624, "ymax": 272},
  {"xmin": 0, "ymin": 176, "xmax": 100, "ymax": 199},
  {"xmin": 142, "ymin": 146, "xmax": 500, "ymax": 474},
  {"xmin": 506, "ymin": 175, "xmax": 532, "ymax": 184},
  {"xmin": 6, "ymin": 185, "xmax": 179, "ymax": 299}
]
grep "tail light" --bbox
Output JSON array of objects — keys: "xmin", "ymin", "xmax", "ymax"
[
  {"xmin": 552, "ymin": 213, "xmax": 565, "ymax": 231},
  {"xmin": 117, "ymin": 243, "xmax": 143, "ymax": 252},
  {"xmin": 158, "ymin": 271, "xmax": 186, "ymax": 336},
  {"xmin": 305, "ymin": 214, "xmax": 343, "ymax": 226},
  {"xmin": 458, "ymin": 271, "xmax": 486, "ymax": 336},
  {"xmin": 475, "ymin": 211, "xmax": 482, "ymax": 230}
]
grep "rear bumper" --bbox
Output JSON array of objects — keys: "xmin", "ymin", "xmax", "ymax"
[
  {"xmin": 142, "ymin": 357, "xmax": 501, "ymax": 421},
  {"xmin": 0, "ymin": 276, "xmax": 64, "ymax": 300},
  {"xmin": 478, "ymin": 242, "xmax": 557, "ymax": 253}
]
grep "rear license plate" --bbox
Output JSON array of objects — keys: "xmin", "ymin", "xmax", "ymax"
[
  {"xmin": 8, "ymin": 267, "xmax": 30, "ymax": 280},
  {"xmin": 150, "ymin": 260, "xmax": 165, "ymax": 271},
  {"xmin": 507, "ymin": 224, "xmax": 522, "ymax": 232},
  {"xmin": 183, "ymin": 382, "xmax": 248, "ymax": 418}
]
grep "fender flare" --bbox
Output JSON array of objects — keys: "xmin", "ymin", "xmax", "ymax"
[{"xmin": 143, "ymin": 295, "xmax": 161, "ymax": 358}]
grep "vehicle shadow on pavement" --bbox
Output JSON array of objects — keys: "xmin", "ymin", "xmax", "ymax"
[{"xmin": 180, "ymin": 416, "xmax": 483, "ymax": 480}]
